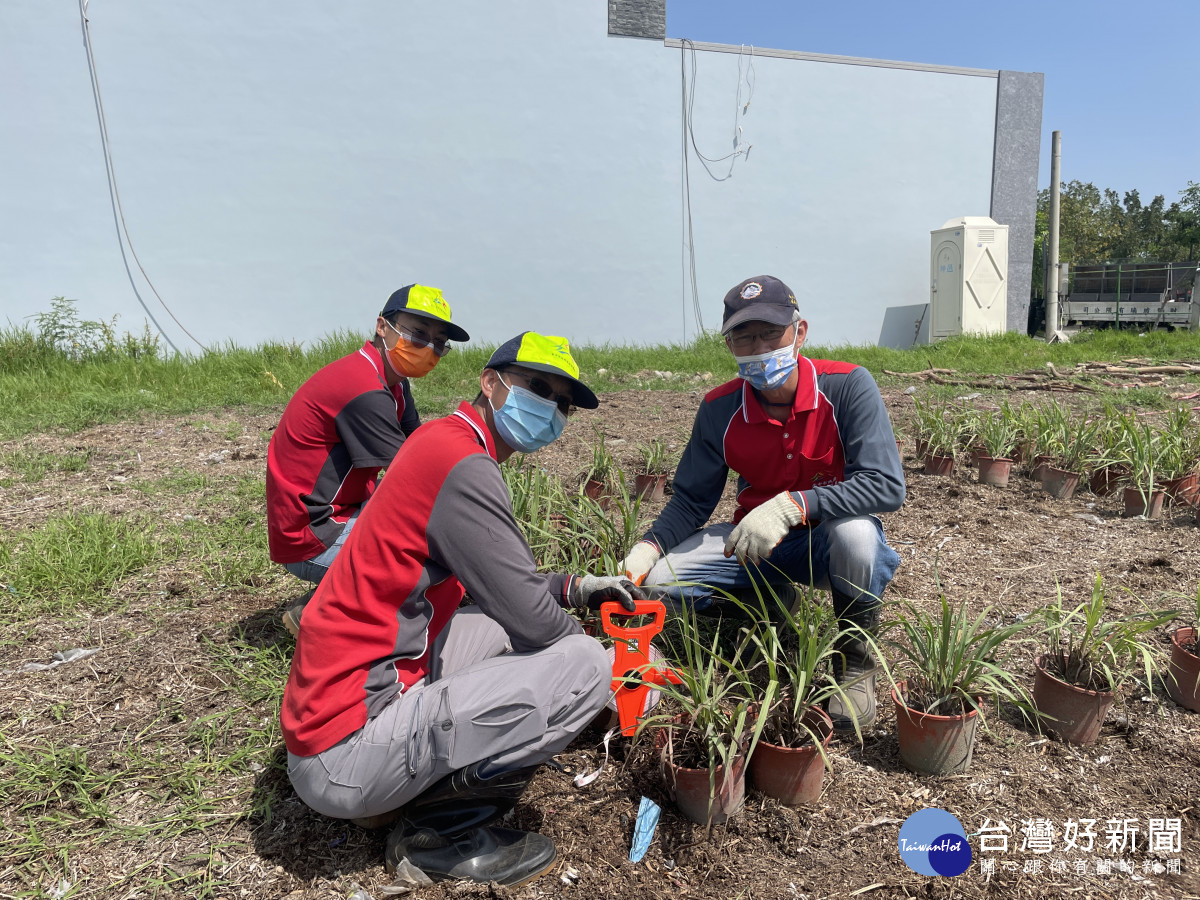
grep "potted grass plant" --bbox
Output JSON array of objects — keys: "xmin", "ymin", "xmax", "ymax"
[
  {"xmin": 1088, "ymin": 406, "xmax": 1130, "ymax": 497},
  {"xmin": 975, "ymin": 405, "xmax": 1020, "ymax": 488},
  {"xmin": 879, "ymin": 593, "xmax": 1032, "ymax": 775},
  {"xmin": 1033, "ymin": 574, "xmax": 1176, "ymax": 744},
  {"xmin": 1166, "ymin": 584, "xmax": 1200, "ymax": 713},
  {"xmin": 914, "ymin": 398, "xmax": 959, "ymax": 476},
  {"xmin": 1043, "ymin": 409, "xmax": 1098, "ymax": 500},
  {"xmin": 633, "ymin": 438, "xmax": 671, "ymax": 501},
  {"xmin": 1114, "ymin": 416, "xmax": 1166, "ymax": 519},
  {"xmin": 637, "ymin": 601, "xmax": 764, "ymax": 826},
  {"xmin": 581, "ymin": 432, "xmax": 618, "ymax": 506},
  {"xmin": 1157, "ymin": 407, "xmax": 1200, "ymax": 507},
  {"xmin": 741, "ymin": 585, "xmax": 856, "ymax": 805},
  {"xmin": 1026, "ymin": 402, "xmax": 1061, "ymax": 483}
]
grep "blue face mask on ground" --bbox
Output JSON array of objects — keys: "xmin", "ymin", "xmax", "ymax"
[
  {"xmin": 490, "ymin": 378, "xmax": 567, "ymax": 452},
  {"xmin": 734, "ymin": 337, "xmax": 799, "ymax": 390}
]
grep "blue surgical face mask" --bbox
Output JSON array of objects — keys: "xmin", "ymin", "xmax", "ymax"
[
  {"xmin": 735, "ymin": 335, "xmax": 799, "ymax": 390},
  {"xmin": 490, "ymin": 377, "xmax": 567, "ymax": 452}
]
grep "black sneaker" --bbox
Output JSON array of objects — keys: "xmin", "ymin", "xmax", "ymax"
[{"xmin": 384, "ymin": 822, "xmax": 557, "ymax": 888}]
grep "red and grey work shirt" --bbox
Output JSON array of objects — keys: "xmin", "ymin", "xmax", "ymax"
[
  {"xmin": 644, "ymin": 356, "xmax": 905, "ymax": 553},
  {"xmin": 281, "ymin": 402, "xmax": 581, "ymax": 759},
  {"xmin": 266, "ymin": 341, "xmax": 419, "ymax": 564}
]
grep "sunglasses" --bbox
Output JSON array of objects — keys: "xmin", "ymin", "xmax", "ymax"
[
  {"xmin": 386, "ymin": 319, "xmax": 452, "ymax": 357},
  {"xmin": 503, "ymin": 370, "xmax": 575, "ymax": 416}
]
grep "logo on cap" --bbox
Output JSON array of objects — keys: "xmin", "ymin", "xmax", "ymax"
[{"xmin": 740, "ymin": 283, "xmax": 763, "ymax": 300}]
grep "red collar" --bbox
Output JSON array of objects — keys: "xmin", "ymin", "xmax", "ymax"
[
  {"xmin": 451, "ymin": 402, "xmax": 498, "ymax": 461},
  {"xmin": 742, "ymin": 356, "xmax": 818, "ymax": 424}
]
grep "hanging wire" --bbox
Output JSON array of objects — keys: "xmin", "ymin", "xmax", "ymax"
[{"xmin": 78, "ymin": 0, "xmax": 207, "ymax": 354}]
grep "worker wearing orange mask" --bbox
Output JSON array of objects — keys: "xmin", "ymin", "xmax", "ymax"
[{"xmin": 266, "ymin": 285, "xmax": 470, "ymax": 635}]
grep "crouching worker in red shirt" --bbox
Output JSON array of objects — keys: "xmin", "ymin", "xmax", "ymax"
[{"xmin": 281, "ymin": 332, "xmax": 642, "ymax": 888}]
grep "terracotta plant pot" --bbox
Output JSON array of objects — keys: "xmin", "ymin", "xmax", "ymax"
[
  {"xmin": 1122, "ymin": 486, "xmax": 1165, "ymax": 519},
  {"xmin": 1161, "ymin": 471, "xmax": 1200, "ymax": 507},
  {"xmin": 1089, "ymin": 465, "xmax": 1128, "ymax": 497},
  {"xmin": 1041, "ymin": 466, "xmax": 1082, "ymax": 500},
  {"xmin": 583, "ymin": 478, "xmax": 611, "ymax": 509},
  {"xmin": 970, "ymin": 446, "xmax": 987, "ymax": 466},
  {"xmin": 976, "ymin": 456, "xmax": 1013, "ymax": 487},
  {"xmin": 1166, "ymin": 627, "xmax": 1200, "ymax": 713},
  {"xmin": 1030, "ymin": 455, "xmax": 1053, "ymax": 483},
  {"xmin": 748, "ymin": 708, "xmax": 833, "ymax": 806},
  {"xmin": 922, "ymin": 454, "xmax": 954, "ymax": 476},
  {"xmin": 914, "ymin": 438, "xmax": 929, "ymax": 460},
  {"xmin": 633, "ymin": 472, "xmax": 668, "ymax": 502},
  {"xmin": 1032, "ymin": 655, "xmax": 1114, "ymax": 745},
  {"xmin": 662, "ymin": 752, "xmax": 747, "ymax": 825},
  {"xmin": 892, "ymin": 683, "xmax": 980, "ymax": 775}
]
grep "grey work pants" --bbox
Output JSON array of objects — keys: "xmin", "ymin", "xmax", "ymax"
[{"xmin": 287, "ymin": 607, "xmax": 611, "ymax": 821}]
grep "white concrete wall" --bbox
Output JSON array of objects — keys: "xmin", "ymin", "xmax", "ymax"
[{"xmin": 0, "ymin": 1, "xmax": 998, "ymax": 351}]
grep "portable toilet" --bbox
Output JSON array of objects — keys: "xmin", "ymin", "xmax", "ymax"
[{"xmin": 930, "ymin": 216, "xmax": 1009, "ymax": 340}]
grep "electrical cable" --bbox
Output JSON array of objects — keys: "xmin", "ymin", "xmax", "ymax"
[
  {"xmin": 680, "ymin": 45, "xmax": 704, "ymax": 337},
  {"xmin": 79, "ymin": 0, "xmax": 206, "ymax": 354},
  {"xmin": 681, "ymin": 39, "xmax": 753, "ymax": 182}
]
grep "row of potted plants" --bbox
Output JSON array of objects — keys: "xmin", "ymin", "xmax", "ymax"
[
  {"xmin": 907, "ymin": 398, "xmax": 1200, "ymax": 519},
  {"xmin": 582, "ymin": 434, "xmax": 676, "ymax": 503},
  {"xmin": 627, "ymin": 578, "xmax": 1199, "ymax": 825}
]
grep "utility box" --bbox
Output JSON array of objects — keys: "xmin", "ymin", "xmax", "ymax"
[{"xmin": 930, "ymin": 216, "xmax": 1009, "ymax": 340}]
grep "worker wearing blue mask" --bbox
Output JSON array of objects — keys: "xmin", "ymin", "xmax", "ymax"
[
  {"xmin": 620, "ymin": 275, "xmax": 906, "ymax": 735},
  {"xmin": 283, "ymin": 331, "xmax": 643, "ymax": 888}
]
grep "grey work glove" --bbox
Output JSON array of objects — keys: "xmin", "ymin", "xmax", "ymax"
[
  {"xmin": 619, "ymin": 541, "xmax": 661, "ymax": 585},
  {"xmin": 575, "ymin": 574, "xmax": 647, "ymax": 612},
  {"xmin": 723, "ymin": 490, "xmax": 807, "ymax": 566}
]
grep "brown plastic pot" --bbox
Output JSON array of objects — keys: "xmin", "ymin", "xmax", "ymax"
[
  {"xmin": 1032, "ymin": 655, "xmax": 1114, "ymax": 745},
  {"xmin": 748, "ymin": 707, "xmax": 833, "ymax": 806},
  {"xmin": 976, "ymin": 456, "xmax": 1012, "ymax": 487},
  {"xmin": 583, "ymin": 478, "xmax": 611, "ymax": 509},
  {"xmin": 1166, "ymin": 627, "xmax": 1200, "ymax": 713},
  {"xmin": 662, "ymin": 752, "xmax": 747, "ymax": 825},
  {"xmin": 892, "ymin": 682, "xmax": 980, "ymax": 775},
  {"xmin": 1030, "ymin": 454, "xmax": 1054, "ymax": 483},
  {"xmin": 1161, "ymin": 471, "xmax": 1200, "ymax": 507},
  {"xmin": 634, "ymin": 473, "xmax": 667, "ymax": 502},
  {"xmin": 922, "ymin": 454, "xmax": 954, "ymax": 476},
  {"xmin": 1122, "ymin": 486, "xmax": 1165, "ymax": 519},
  {"xmin": 1041, "ymin": 466, "xmax": 1082, "ymax": 500},
  {"xmin": 1089, "ymin": 465, "xmax": 1128, "ymax": 497}
]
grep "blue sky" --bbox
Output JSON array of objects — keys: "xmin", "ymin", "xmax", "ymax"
[{"xmin": 668, "ymin": 0, "xmax": 1197, "ymax": 205}]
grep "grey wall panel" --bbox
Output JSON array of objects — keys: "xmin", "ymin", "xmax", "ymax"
[
  {"xmin": 0, "ymin": 1, "xmax": 1028, "ymax": 351},
  {"xmin": 608, "ymin": 0, "xmax": 665, "ymax": 39},
  {"xmin": 991, "ymin": 70, "xmax": 1044, "ymax": 334}
]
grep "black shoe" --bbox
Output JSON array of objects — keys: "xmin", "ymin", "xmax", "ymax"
[{"xmin": 385, "ymin": 821, "xmax": 557, "ymax": 887}]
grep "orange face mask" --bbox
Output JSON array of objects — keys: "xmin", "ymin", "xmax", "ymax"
[{"xmin": 384, "ymin": 333, "xmax": 439, "ymax": 378}]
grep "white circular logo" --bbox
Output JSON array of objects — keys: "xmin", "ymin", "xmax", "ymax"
[{"xmin": 740, "ymin": 282, "xmax": 763, "ymax": 300}]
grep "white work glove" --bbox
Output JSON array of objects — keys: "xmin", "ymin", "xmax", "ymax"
[
  {"xmin": 619, "ymin": 541, "xmax": 661, "ymax": 585},
  {"xmin": 575, "ymin": 575, "xmax": 646, "ymax": 612},
  {"xmin": 723, "ymin": 491, "xmax": 807, "ymax": 566}
]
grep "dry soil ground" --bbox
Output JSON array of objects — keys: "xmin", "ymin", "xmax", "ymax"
[{"xmin": 1, "ymin": 385, "xmax": 1198, "ymax": 900}]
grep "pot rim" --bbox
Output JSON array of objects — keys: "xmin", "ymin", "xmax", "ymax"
[
  {"xmin": 754, "ymin": 707, "xmax": 834, "ymax": 752},
  {"xmin": 1171, "ymin": 626, "xmax": 1199, "ymax": 657},
  {"xmin": 1034, "ymin": 654, "xmax": 1116, "ymax": 699},
  {"xmin": 892, "ymin": 680, "xmax": 981, "ymax": 723}
]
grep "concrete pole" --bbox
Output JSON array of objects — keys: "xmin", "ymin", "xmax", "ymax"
[{"xmin": 1045, "ymin": 130, "xmax": 1062, "ymax": 340}]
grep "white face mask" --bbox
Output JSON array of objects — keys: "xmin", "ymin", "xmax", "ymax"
[{"xmin": 734, "ymin": 332, "xmax": 799, "ymax": 390}]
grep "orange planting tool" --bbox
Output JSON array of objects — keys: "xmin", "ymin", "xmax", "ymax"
[{"xmin": 600, "ymin": 597, "xmax": 682, "ymax": 737}]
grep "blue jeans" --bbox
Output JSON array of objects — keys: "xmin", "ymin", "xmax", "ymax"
[
  {"xmin": 282, "ymin": 507, "xmax": 362, "ymax": 585},
  {"xmin": 644, "ymin": 516, "xmax": 900, "ymax": 617}
]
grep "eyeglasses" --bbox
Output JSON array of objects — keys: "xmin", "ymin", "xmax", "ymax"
[
  {"xmin": 727, "ymin": 324, "xmax": 791, "ymax": 352},
  {"xmin": 386, "ymin": 319, "xmax": 452, "ymax": 357},
  {"xmin": 503, "ymin": 371, "xmax": 575, "ymax": 416}
]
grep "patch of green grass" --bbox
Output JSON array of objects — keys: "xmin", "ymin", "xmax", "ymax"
[
  {"xmin": 0, "ymin": 513, "xmax": 163, "ymax": 619},
  {"xmin": 0, "ymin": 448, "xmax": 92, "ymax": 484},
  {"xmin": 7, "ymin": 324, "xmax": 1200, "ymax": 440},
  {"xmin": 133, "ymin": 469, "xmax": 214, "ymax": 496}
]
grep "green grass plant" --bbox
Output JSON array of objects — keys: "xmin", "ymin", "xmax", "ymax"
[
  {"xmin": 1039, "ymin": 574, "xmax": 1178, "ymax": 693},
  {"xmin": 0, "ymin": 447, "xmax": 91, "ymax": 484},
  {"xmin": 0, "ymin": 513, "xmax": 161, "ymax": 619},
  {"xmin": 880, "ymin": 593, "xmax": 1033, "ymax": 719}
]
